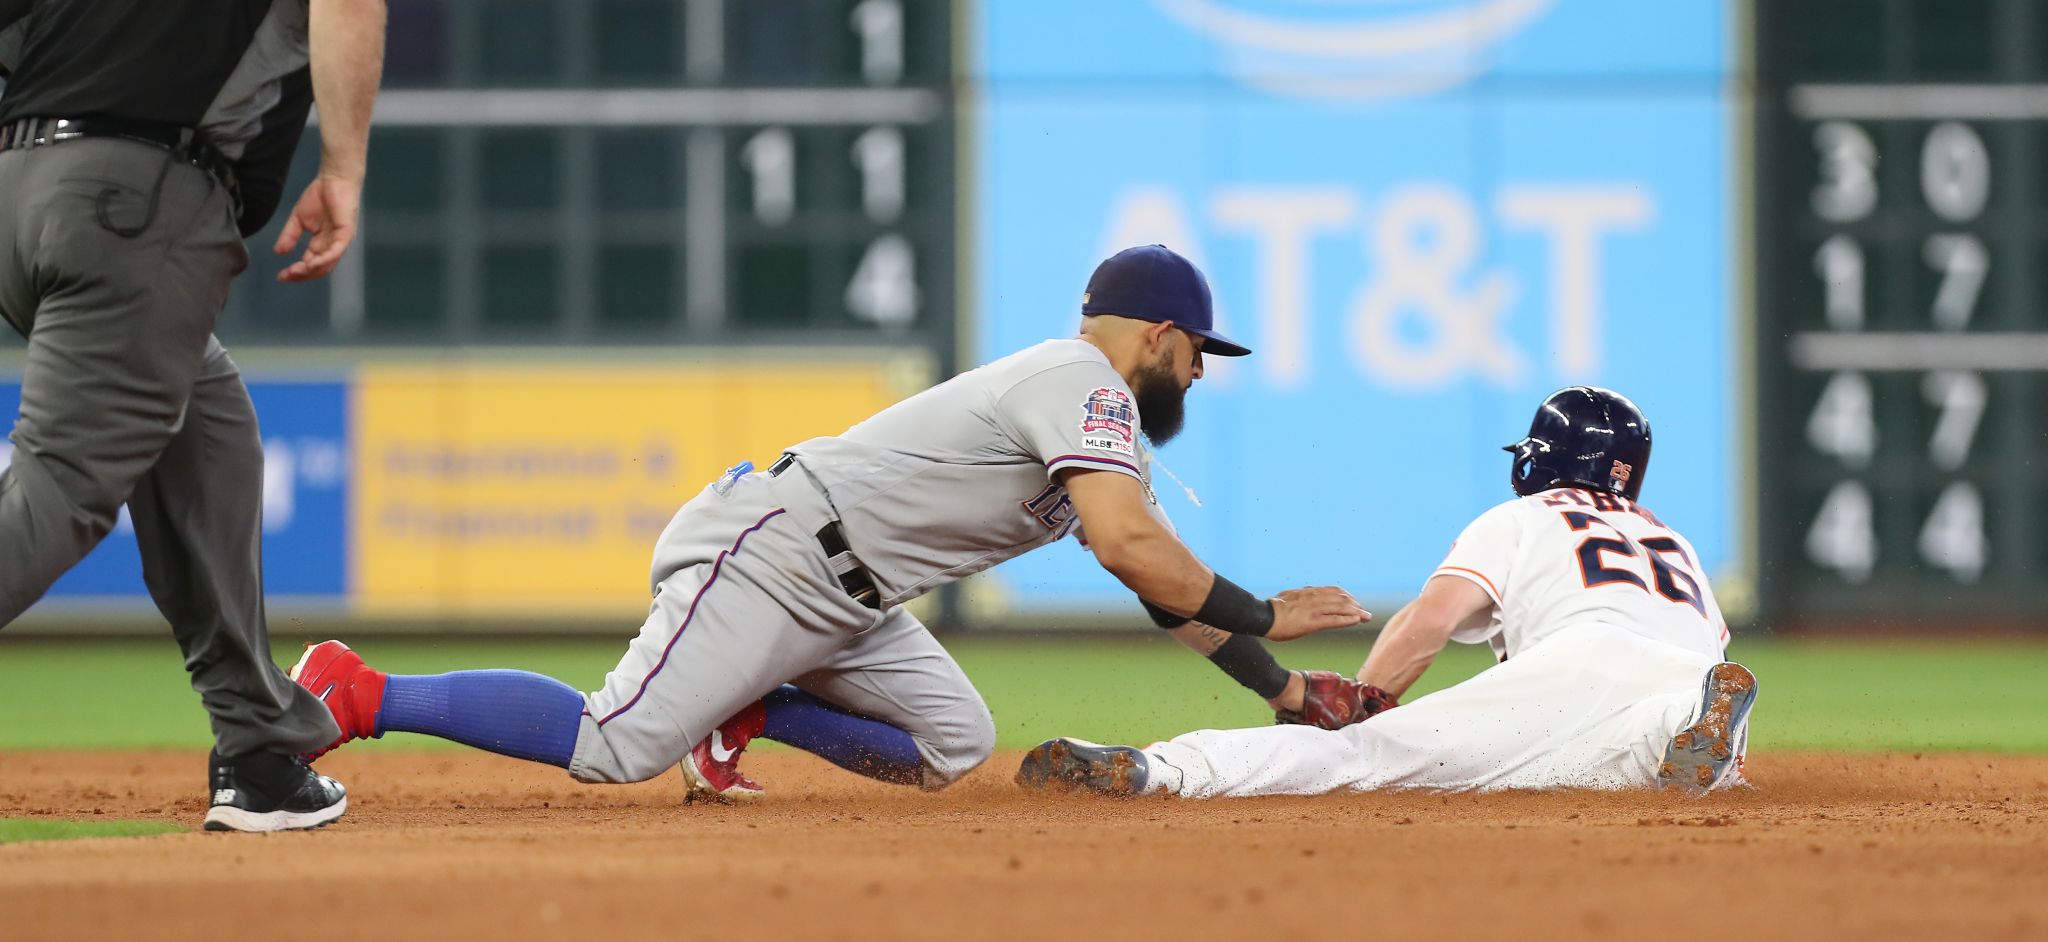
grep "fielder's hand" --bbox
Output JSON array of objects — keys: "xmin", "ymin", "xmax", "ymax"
[
  {"xmin": 1274, "ymin": 670, "xmax": 1399, "ymax": 729},
  {"xmin": 274, "ymin": 173, "xmax": 363, "ymax": 282},
  {"xmin": 1264, "ymin": 586, "xmax": 1371, "ymax": 641}
]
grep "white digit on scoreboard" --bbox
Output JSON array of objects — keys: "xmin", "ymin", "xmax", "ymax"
[
  {"xmin": 1807, "ymin": 371, "xmax": 1876, "ymax": 467},
  {"xmin": 1922, "ymin": 233, "xmax": 1987, "ymax": 330},
  {"xmin": 1920, "ymin": 122, "xmax": 1990, "ymax": 222},
  {"xmin": 741, "ymin": 126, "xmax": 796, "ymax": 227},
  {"xmin": 1922, "ymin": 371, "xmax": 1987, "ymax": 471},
  {"xmin": 1807, "ymin": 479, "xmax": 1877, "ymax": 583},
  {"xmin": 851, "ymin": 126, "xmax": 906, "ymax": 223},
  {"xmin": 851, "ymin": 0, "xmax": 905, "ymax": 86},
  {"xmin": 1918, "ymin": 481, "xmax": 1987, "ymax": 583},
  {"xmin": 1812, "ymin": 121, "xmax": 1878, "ymax": 222},
  {"xmin": 1814, "ymin": 234, "xmax": 1864, "ymax": 329},
  {"xmin": 845, "ymin": 233, "xmax": 918, "ymax": 328}
]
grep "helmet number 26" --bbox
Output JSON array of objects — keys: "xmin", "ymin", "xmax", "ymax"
[{"xmin": 1560, "ymin": 512, "xmax": 1707, "ymax": 617}]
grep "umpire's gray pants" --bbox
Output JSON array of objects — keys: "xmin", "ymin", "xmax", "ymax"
[
  {"xmin": 0, "ymin": 137, "xmax": 338, "ymax": 756},
  {"xmin": 570, "ymin": 469, "xmax": 996, "ymax": 788}
]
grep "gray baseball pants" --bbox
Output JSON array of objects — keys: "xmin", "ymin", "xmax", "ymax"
[
  {"xmin": 0, "ymin": 137, "xmax": 338, "ymax": 757},
  {"xmin": 570, "ymin": 468, "xmax": 996, "ymax": 788}
]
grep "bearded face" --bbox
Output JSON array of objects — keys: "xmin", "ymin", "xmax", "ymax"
[{"xmin": 1131, "ymin": 352, "xmax": 1187, "ymax": 447}]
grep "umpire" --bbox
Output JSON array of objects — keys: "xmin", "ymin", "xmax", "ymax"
[{"xmin": 0, "ymin": 0, "xmax": 385, "ymax": 832}]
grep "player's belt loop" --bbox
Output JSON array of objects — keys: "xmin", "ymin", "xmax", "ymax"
[
  {"xmin": 768, "ymin": 453, "xmax": 880, "ymax": 610},
  {"xmin": 817, "ymin": 521, "xmax": 881, "ymax": 610}
]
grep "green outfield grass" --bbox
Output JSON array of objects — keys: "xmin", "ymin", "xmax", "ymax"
[
  {"xmin": 0, "ymin": 818, "xmax": 181, "ymax": 844},
  {"xmin": 0, "ymin": 633, "xmax": 2043, "ymax": 753}
]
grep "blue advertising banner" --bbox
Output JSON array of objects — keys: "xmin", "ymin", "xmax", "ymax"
[
  {"xmin": 0, "ymin": 380, "xmax": 349, "ymax": 601},
  {"xmin": 973, "ymin": 0, "xmax": 1734, "ymax": 611}
]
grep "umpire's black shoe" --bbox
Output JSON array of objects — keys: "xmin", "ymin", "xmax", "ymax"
[
  {"xmin": 1015, "ymin": 738, "xmax": 1150, "ymax": 797},
  {"xmin": 203, "ymin": 749, "xmax": 348, "ymax": 833}
]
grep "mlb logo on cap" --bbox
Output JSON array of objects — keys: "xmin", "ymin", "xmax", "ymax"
[{"xmin": 1081, "ymin": 245, "xmax": 1251, "ymax": 357}]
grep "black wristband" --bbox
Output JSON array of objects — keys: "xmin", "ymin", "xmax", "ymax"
[
  {"xmin": 1207, "ymin": 635, "xmax": 1292, "ymax": 700},
  {"xmin": 1192, "ymin": 574, "xmax": 1275, "ymax": 637},
  {"xmin": 1140, "ymin": 598, "xmax": 1192, "ymax": 629}
]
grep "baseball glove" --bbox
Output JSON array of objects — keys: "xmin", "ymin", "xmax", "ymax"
[{"xmin": 1274, "ymin": 670, "xmax": 1399, "ymax": 730}]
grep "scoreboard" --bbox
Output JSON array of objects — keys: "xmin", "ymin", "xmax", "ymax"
[
  {"xmin": 225, "ymin": 0, "xmax": 957, "ymax": 356},
  {"xmin": 1755, "ymin": 0, "xmax": 2048, "ymax": 627}
]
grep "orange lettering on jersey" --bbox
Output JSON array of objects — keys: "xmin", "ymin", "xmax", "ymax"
[{"xmin": 1540, "ymin": 489, "xmax": 1593, "ymax": 508}]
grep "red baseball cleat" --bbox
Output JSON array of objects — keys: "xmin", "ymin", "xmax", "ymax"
[
  {"xmin": 683, "ymin": 699, "xmax": 767, "ymax": 802},
  {"xmin": 288, "ymin": 641, "xmax": 388, "ymax": 761}
]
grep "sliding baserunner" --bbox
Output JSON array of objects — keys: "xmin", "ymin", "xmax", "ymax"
[{"xmin": 1019, "ymin": 386, "xmax": 1758, "ymax": 798}]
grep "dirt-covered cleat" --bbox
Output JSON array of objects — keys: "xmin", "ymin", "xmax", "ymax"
[
  {"xmin": 202, "ymin": 750, "xmax": 347, "ymax": 833},
  {"xmin": 1658, "ymin": 662, "xmax": 1758, "ymax": 797},
  {"xmin": 1015, "ymin": 738, "xmax": 1149, "ymax": 797}
]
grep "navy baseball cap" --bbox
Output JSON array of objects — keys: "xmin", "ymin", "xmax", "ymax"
[{"xmin": 1081, "ymin": 244, "xmax": 1251, "ymax": 357}]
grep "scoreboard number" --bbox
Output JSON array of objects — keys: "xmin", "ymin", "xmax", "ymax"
[
  {"xmin": 1814, "ymin": 234, "xmax": 1864, "ymax": 329},
  {"xmin": 1922, "ymin": 234, "xmax": 1986, "ymax": 330},
  {"xmin": 1921, "ymin": 371, "xmax": 1986, "ymax": 471},
  {"xmin": 1806, "ymin": 480, "xmax": 1876, "ymax": 584},
  {"xmin": 1919, "ymin": 122, "xmax": 1990, "ymax": 222},
  {"xmin": 846, "ymin": 233, "xmax": 919, "ymax": 328},
  {"xmin": 852, "ymin": 126, "xmax": 907, "ymax": 223},
  {"xmin": 1811, "ymin": 121, "xmax": 1878, "ymax": 222},
  {"xmin": 741, "ymin": 127, "xmax": 797, "ymax": 227},
  {"xmin": 1917, "ymin": 482, "xmax": 1986, "ymax": 583},
  {"xmin": 851, "ymin": 0, "xmax": 906, "ymax": 86},
  {"xmin": 1806, "ymin": 371, "xmax": 1876, "ymax": 467}
]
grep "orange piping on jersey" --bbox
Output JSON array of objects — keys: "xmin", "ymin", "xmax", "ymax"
[{"xmin": 1437, "ymin": 566, "xmax": 1503, "ymax": 602}]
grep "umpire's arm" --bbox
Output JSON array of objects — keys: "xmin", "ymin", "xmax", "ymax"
[{"xmin": 276, "ymin": 0, "xmax": 387, "ymax": 282}]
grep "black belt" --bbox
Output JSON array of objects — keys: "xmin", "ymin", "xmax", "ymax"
[
  {"xmin": 769, "ymin": 454, "xmax": 881, "ymax": 609},
  {"xmin": 0, "ymin": 116, "xmax": 239, "ymax": 200}
]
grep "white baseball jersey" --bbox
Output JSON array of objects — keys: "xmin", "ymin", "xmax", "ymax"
[
  {"xmin": 1139, "ymin": 485, "xmax": 1746, "ymax": 797},
  {"xmin": 1433, "ymin": 488, "xmax": 1729, "ymax": 663}
]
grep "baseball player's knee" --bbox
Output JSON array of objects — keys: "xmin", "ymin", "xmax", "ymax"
[
  {"xmin": 608, "ymin": 750, "xmax": 680, "ymax": 784},
  {"xmin": 918, "ymin": 702, "xmax": 996, "ymax": 789},
  {"xmin": 564, "ymin": 718, "xmax": 680, "ymax": 785}
]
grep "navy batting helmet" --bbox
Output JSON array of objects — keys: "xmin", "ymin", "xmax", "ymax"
[{"xmin": 1504, "ymin": 386, "xmax": 1652, "ymax": 500}]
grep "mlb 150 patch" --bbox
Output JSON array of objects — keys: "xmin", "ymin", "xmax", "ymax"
[{"xmin": 1079, "ymin": 387, "xmax": 1136, "ymax": 457}]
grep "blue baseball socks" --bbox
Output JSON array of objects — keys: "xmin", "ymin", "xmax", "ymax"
[
  {"xmin": 377, "ymin": 670, "xmax": 585, "ymax": 768},
  {"xmin": 761, "ymin": 685, "xmax": 924, "ymax": 785},
  {"xmin": 373, "ymin": 673, "xmax": 927, "ymax": 786}
]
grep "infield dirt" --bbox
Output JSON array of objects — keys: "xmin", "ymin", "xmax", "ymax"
[{"xmin": 1, "ymin": 749, "xmax": 2043, "ymax": 941}]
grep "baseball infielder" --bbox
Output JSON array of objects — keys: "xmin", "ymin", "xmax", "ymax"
[
  {"xmin": 290, "ymin": 245, "xmax": 1380, "ymax": 798},
  {"xmin": 1018, "ymin": 386, "xmax": 1759, "ymax": 798}
]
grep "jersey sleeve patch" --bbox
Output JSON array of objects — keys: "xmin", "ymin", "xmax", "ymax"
[{"xmin": 1078, "ymin": 386, "xmax": 1137, "ymax": 458}]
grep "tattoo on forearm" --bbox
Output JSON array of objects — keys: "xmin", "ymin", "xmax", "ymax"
[{"xmin": 1196, "ymin": 624, "xmax": 1229, "ymax": 653}]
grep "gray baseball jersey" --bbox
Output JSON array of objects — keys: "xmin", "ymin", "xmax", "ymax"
[
  {"xmin": 783, "ymin": 338, "xmax": 1155, "ymax": 607},
  {"xmin": 575, "ymin": 338, "xmax": 1161, "ymax": 789}
]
